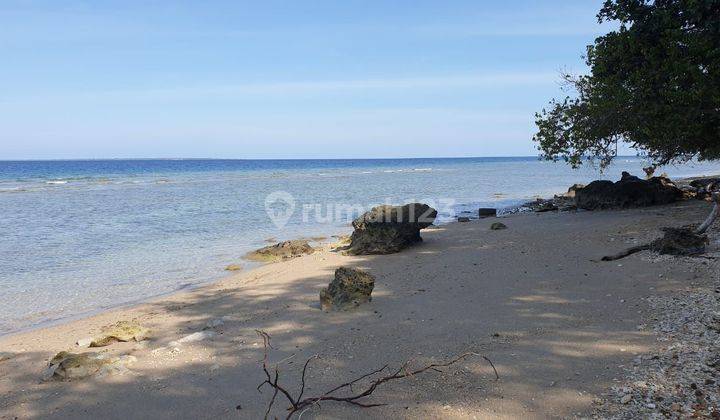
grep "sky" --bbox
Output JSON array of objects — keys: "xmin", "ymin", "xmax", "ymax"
[{"xmin": 0, "ymin": 0, "xmax": 613, "ymax": 160}]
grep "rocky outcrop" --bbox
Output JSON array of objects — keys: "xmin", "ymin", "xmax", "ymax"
[
  {"xmin": 563, "ymin": 183, "xmax": 585, "ymax": 199},
  {"xmin": 224, "ymin": 264, "xmax": 243, "ymax": 271},
  {"xmin": 320, "ymin": 267, "xmax": 375, "ymax": 311},
  {"xmin": 688, "ymin": 177, "xmax": 720, "ymax": 199},
  {"xmin": 575, "ymin": 172, "xmax": 684, "ymax": 210},
  {"xmin": 90, "ymin": 321, "xmax": 149, "ymax": 347},
  {"xmin": 346, "ymin": 203, "xmax": 437, "ymax": 255},
  {"xmin": 246, "ymin": 240, "xmax": 314, "ymax": 262},
  {"xmin": 43, "ymin": 351, "xmax": 136, "ymax": 381}
]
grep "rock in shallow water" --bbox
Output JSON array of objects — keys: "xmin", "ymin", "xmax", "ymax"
[
  {"xmin": 320, "ymin": 267, "xmax": 375, "ymax": 311},
  {"xmin": 246, "ymin": 240, "xmax": 314, "ymax": 262},
  {"xmin": 346, "ymin": 203, "xmax": 437, "ymax": 255}
]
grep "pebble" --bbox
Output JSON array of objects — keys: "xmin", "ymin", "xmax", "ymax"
[
  {"xmin": 76, "ymin": 337, "xmax": 93, "ymax": 348},
  {"xmin": 169, "ymin": 331, "xmax": 217, "ymax": 347},
  {"xmin": 594, "ymin": 252, "xmax": 720, "ymax": 419}
]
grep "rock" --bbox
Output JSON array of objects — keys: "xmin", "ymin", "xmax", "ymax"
[
  {"xmin": 346, "ymin": 203, "xmax": 437, "ymax": 255},
  {"xmin": 535, "ymin": 199, "xmax": 559, "ymax": 212},
  {"xmin": 575, "ymin": 172, "xmax": 683, "ymax": 210},
  {"xmin": 90, "ymin": 321, "xmax": 149, "ymax": 347},
  {"xmin": 169, "ymin": 331, "xmax": 217, "ymax": 347},
  {"xmin": 245, "ymin": 240, "xmax": 314, "ymax": 262},
  {"xmin": 478, "ymin": 208, "xmax": 497, "ymax": 218},
  {"xmin": 689, "ymin": 177, "xmax": 720, "ymax": 199},
  {"xmin": 320, "ymin": 267, "xmax": 375, "ymax": 311},
  {"xmin": 564, "ymin": 183, "xmax": 585, "ymax": 198},
  {"xmin": 490, "ymin": 222, "xmax": 507, "ymax": 230},
  {"xmin": 76, "ymin": 337, "xmax": 93, "ymax": 348},
  {"xmin": 457, "ymin": 216, "xmax": 470, "ymax": 222},
  {"xmin": 43, "ymin": 351, "xmax": 136, "ymax": 381},
  {"xmin": 224, "ymin": 264, "xmax": 242, "ymax": 271},
  {"xmin": 689, "ymin": 177, "xmax": 720, "ymax": 191},
  {"xmin": 620, "ymin": 394, "xmax": 633, "ymax": 404}
]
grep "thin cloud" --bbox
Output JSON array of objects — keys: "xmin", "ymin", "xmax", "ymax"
[{"xmin": 2, "ymin": 72, "xmax": 558, "ymax": 105}]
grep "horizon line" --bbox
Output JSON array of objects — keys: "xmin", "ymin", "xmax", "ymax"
[{"xmin": 0, "ymin": 155, "xmax": 649, "ymax": 163}]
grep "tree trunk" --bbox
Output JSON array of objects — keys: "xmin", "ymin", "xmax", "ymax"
[{"xmin": 696, "ymin": 192, "xmax": 720, "ymax": 234}]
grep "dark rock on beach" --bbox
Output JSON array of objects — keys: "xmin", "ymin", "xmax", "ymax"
[
  {"xmin": 490, "ymin": 222, "xmax": 507, "ymax": 230},
  {"xmin": 346, "ymin": 203, "xmax": 437, "ymax": 255},
  {"xmin": 246, "ymin": 240, "xmax": 314, "ymax": 262},
  {"xmin": 688, "ymin": 177, "xmax": 720, "ymax": 199},
  {"xmin": 478, "ymin": 208, "xmax": 497, "ymax": 218},
  {"xmin": 575, "ymin": 172, "xmax": 683, "ymax": 210},
  {"xmin": 320, "ymin": 267, "xmax": 375, "ymax": 311}
]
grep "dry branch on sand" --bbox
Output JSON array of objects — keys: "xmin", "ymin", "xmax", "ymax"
[
  {"xmin": 251, "ymin": 330, "xmax": 498, "ymax": 419},
  {"xmin": 601, "ymin": 194, "xmax": 718, "ymax": 261}
]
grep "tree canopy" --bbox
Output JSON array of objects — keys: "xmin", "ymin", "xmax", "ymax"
[{"xmin": 534, "ymin": 0, "xmax": 720, "ymax": 169}]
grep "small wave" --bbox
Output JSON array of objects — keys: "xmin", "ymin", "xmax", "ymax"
[
  {"xmin": 45, "ymin": 180, "xmax": 68, "ymax": 185},
  {"xmin": 0, "ymin": 187, "xmax": 27, "ymax": 193},
  {"xmin": 412, "ymin": 168, "xmax": 432, "ymax": 172}
]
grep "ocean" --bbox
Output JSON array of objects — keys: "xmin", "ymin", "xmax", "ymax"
[{"xmin": 2, "ymin": 157, "xmax": 720, "ymax": 335}]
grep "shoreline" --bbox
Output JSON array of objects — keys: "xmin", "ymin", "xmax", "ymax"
[
  {"xmin": 1, "ymin": 172, "xmax": 713, "ymax": 339},
  {"xmin": 0, "ymin": 200, "xmax": 525, "ymax": 339},
  {"xmin": 1, "ymin": 195, "xmax": 719, "ymax": 418}
]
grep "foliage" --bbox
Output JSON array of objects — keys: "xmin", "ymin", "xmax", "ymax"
[{"xmin": 534, "ymin": 0, "xmax": 720, "ymax": 168}]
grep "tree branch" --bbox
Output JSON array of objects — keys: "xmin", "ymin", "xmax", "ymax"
[{"xmin": 252, "ymin": 330, "xmax": 498, "ymax": 419}]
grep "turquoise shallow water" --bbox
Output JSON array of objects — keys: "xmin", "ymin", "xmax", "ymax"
[{"xmin": 2, "ymin": 157, "xmax": 720, "ymax": 335}]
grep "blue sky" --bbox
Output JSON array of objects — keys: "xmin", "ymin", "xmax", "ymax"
[{"xmin": 0, "ymin": 0, "xmax": 611, "ymax": 159}]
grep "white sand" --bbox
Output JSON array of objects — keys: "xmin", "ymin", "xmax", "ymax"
[{"xmin": 0, "ymin": 199, "xmax": 716, "ymax": 419}]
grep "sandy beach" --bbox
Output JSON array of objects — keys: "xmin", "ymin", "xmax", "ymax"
[{"xmin": 1, "ymin": 198, "xmax": 717, "ymax": 419}]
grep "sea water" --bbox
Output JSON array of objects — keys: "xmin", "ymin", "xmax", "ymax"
[{"xmin": 2, "ymin": 157, "xmax": 720, "ymax": 335}]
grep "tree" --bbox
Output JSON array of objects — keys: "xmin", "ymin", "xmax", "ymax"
[{"xmin": 534, "ymin": 0, "xmax": 720, "ymax": 169}]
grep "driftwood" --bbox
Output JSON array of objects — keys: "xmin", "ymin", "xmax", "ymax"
[
  {"xmin": 253, "ymin": 330, "xmax": 498, "ymax": 419},
  {"xmin": 601, "ymin": 193, "xmax": 718, "ymax": 261}
]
